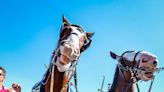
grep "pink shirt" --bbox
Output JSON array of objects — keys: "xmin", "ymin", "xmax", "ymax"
[{"xmin": 0, "ymin": 86, "xmax": 9, "ymax": 92}]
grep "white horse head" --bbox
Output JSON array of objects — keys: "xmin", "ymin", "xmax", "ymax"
[
  {"xmin": 110, "ymin": 51, "xmax": 158, "ymax": 81},
  {"xmin": 56, "ymin": 16, "xmax": 94, "ymax": 72}
]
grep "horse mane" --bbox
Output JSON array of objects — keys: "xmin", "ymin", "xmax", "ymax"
[{"xmin": 109, "ymin": 66, "xmax": 119, "ymax": 92}]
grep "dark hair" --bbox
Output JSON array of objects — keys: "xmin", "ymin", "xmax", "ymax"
[{"xmin": 0, "ymin": 66, "xmax": 6, "ymax": 75}]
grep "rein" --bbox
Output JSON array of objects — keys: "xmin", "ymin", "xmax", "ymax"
[
  {"xmin": 61, "ymin": 59, "xmax": 79, "ymax": 92},
  {"xmin": 46, "ymin": 46, "xmax": 79, "ymax": 92},
  {"xmin": 45, "ymin": 28, "xmax": 85, "ymax": 92},
  {"xmin": 50, "ymin": 63, "xmax": 55, "ymax": 92}
]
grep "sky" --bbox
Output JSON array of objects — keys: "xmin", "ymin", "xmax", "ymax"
[{"xmin": 0, "ymin": 0, "xmax": 164, "ymax": 92}]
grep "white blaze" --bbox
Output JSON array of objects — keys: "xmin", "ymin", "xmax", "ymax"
[{"xmin": 56, "ymin": 26, "xmax": 85, "ymax": 72}]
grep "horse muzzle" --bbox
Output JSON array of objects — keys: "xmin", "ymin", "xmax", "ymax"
[
  {"xmin": 59, "ymin": 43, "xmax": 80, "ymax": 64},
  {"xmin": 137, "ymin": 67, "xmax": 157, "ymax": 81}
]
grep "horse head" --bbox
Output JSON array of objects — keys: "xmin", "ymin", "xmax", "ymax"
[
  {"xmin": 110, "ymin": 51, "xmax": 158, "ymax": 81},
  {"xmin": 40, "ymin": 16, "xmax": 94, "ymax": 92},
  {"xmin": 31, "ymin": 16, "xmax": 94, "ymax": 92},
  {"xmin": 56, "ymin": 16, "xmax": 94, "ymax": 72}
]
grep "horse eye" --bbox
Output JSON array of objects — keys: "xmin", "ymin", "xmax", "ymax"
[
  {"xmin": 83, "ymin": 37, "xmax": 87, "ymax": 43},
  {"xmin": 142, "ymin": 60, "xmax": 148, "ymax": 63},
  {"xmin": 83, "ymin": 40, "xmax": 87, "ymax": 44}
]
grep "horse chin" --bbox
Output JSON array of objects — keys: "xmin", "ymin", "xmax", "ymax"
[
  {"xmin": 145, "ymin": 73, "xmax": 154, "ymax": 78},
  {"xmin": 139, "ymin": 66, "xmax": 156, "ymax": 81},
  {"xmin": 142, "ymin": 73, "xmax": 154, "ymax": 81}
]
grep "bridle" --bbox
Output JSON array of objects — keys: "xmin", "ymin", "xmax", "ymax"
[
  {"xmin": 42, "ymin": 25, "xmax": 92, "ymax": 92},
  {"xmin": 42, "ymin": 45, "xmax": 79, "ymax": 92},
  {"xmin": 117, "ymin": 51, "xmax": 155, "ymax": 92},
  {"xmin": 60, "ymin": 25, "xmax": 92, "ymax": 53},
  {"xmin": 44, "ymin": 50, "xmax": 79, "ymax": 92},
  {"xmin": 52, "ymin": 27, "xmax": 83, "ymax": 92}
]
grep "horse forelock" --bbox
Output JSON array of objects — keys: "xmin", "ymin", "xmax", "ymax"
[{"xmin": 122, "ymin": 51, "xmax": 157, "ymax": 63}]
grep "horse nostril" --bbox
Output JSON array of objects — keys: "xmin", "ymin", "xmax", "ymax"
[{"xmin": 153, "ymin": 61, "xmax": 157, "ymax": 65}]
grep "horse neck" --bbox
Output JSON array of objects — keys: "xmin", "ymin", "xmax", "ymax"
[
  {"xmin": 44, "ymin": 56, "xmax": 69, "ymax": 92},
  {"xmin": 109, "ymin": 67, "xmax": 134, "ymax": 92}
]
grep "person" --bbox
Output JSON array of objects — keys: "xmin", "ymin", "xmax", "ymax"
[{"xmin": 0, "ymin": 66, "xmax": 21, "ymax": 92}]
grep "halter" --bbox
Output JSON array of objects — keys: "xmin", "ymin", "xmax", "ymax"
[
  {"xmin": 60, "ymin": 25, "xmax": 92, "ymax": 54},
  {"xmin": 117, "ymin": 51, "xmax": 155, "ymax": 92},
  {"xmin": 41, "ymin": 28, "xmax": 84, "ymax": 92},
  {"xmin": 52, "ymin": 25, "xmax": 91, "ymax": 92},
  {"xmin": 41, "ymin": 48, "xmax": 79, "ymax": 92},
  {"xmin": 53, "ymin": 42, "xmax": 80, "ymax": 92},
  {"xmin": 53, "ymin": 25, "xmax": 88, "ymax": 92},
  {"xmin": 34, "ymin": 16, "xmax": 94, "ymax": 92}
]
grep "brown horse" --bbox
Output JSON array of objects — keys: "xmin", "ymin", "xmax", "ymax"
[
  {"xmin": 108, "ymin": 51, "xmax": 158, "ymax": 92},
  {"xmin": 32, "ymin": 16, "xmax": 94, "ymax": 92}
]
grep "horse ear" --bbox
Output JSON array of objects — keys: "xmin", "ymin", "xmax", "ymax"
[
  {"xmin": 110, "ymin": 51, "xmax": 121, "ymax": 61},
  {"xmin": 86, "ymin": 32, "xmax": 95, "ymax": 38},
  {"xmin": 62, "ymin": 15, "xmax": 70, "ymax": 26},
  {"xmin": 80, "ymin": 32, "xmax": 94, "ymax": 53},
  {"xmin": 110, "ymin": 51, "xmax": 117, "ymax": 59}
]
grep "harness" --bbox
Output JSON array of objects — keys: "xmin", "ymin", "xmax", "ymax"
[
  {"xmin": 117, "ymin": 51, "xmax": 154, "ymax": 92},
  {"xmin": 41, "ymin": 47, "xmax": 79, "ymax": 92},
  {"xmin": 41, "ymin": 31, "xmax": 83, "ymax": 92},
  {"xmin": 32, "ymin": 19, "xmax": 93, "ymax": 92}
]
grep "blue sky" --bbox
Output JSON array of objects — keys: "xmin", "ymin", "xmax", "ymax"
[{"xmin": 0, "ymin": 0, "xmax": 164, "ymax": 92}]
